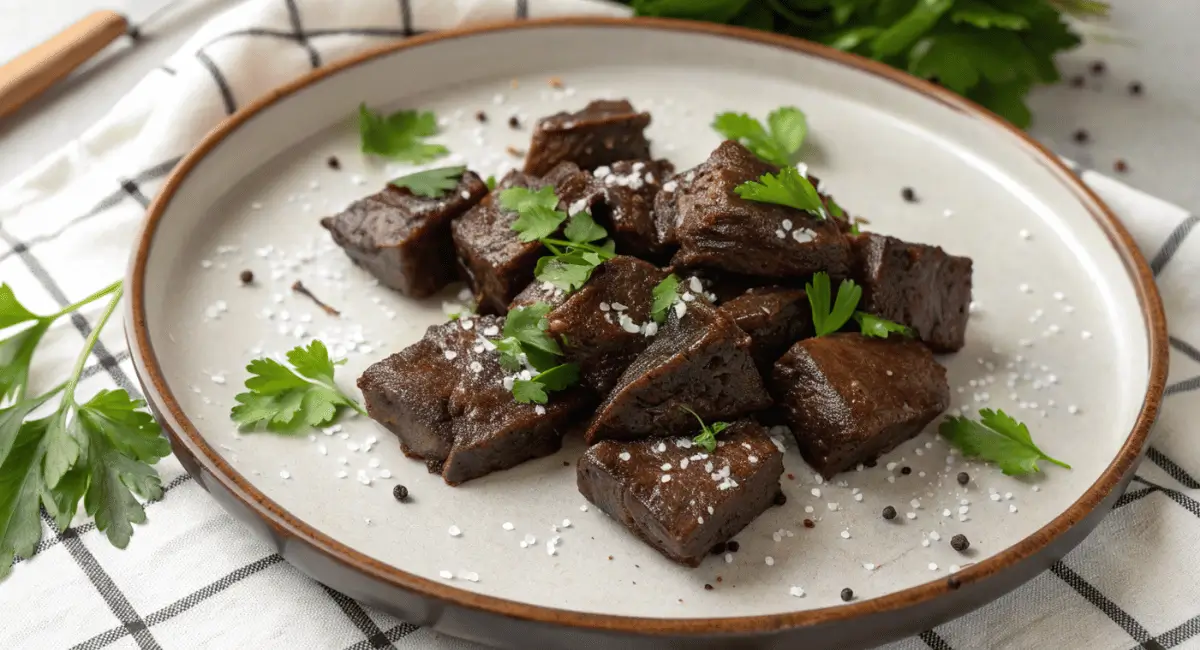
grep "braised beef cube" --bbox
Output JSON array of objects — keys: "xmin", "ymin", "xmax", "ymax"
[
  {"xmin": 670, "ymin": 141, "xmax": 850, "ymax": 278},
  {"xmin": 772, "ymin": 334, "xmax": 949, "ymax": 478},
  {"xmin": 578, "ymin": 420, "xmax": 784, "ymax": 567},
  {"xmin": 719, "ymin": 287, "xmax": 812, "ymax": 374},
  {"xmin": 358, "ymin": 315, "xmax": 587, "ymax": 485},
  {"xmin": 508, "ymin": 278, "xmax": 570, "ymax": 312},
  {"xmin": 653, "ymin": 162, "xmax": 707, "ymax": 251},
  {"xmin": 524, "ymin": 100, "xmax": 652, "ymax": 176},
  {"xmin": 451, "ymin": 164, "xmax": 593, "ymax": 315},
  {"xmin": 584, "ymin": 159, "xmax": 676, "ymax": 259},
  {"xmin": 585, "ymin": 301, "xmax": 772, "ymax": 445},
  {"xmin": 542, "ymin": 256, "xmax": 667, "ymax": 394},
  {"xmin": 851, "ymin": 233, "xmax": 973, "ymax": 352},
  {"xmin": 321, "ymin": 172, "xmax": 487, "ymax": 297}
]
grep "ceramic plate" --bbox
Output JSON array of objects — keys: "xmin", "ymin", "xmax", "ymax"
[{"xmin": 127, "ymin": 18, "xmax": 1166, "ymax": 649}]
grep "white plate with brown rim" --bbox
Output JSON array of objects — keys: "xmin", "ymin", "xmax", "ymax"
[{"xmin": 127, "ymin": 17, "xmax": 1167, "ymax": 649}]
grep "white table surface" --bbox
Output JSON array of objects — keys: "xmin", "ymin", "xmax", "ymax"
[{"xmin": 1, "ymin": 0, "xmax": 1197, "ymax": 218}]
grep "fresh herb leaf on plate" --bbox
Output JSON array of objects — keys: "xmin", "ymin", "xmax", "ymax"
[
  {"xmin": 230, "ymin": 340, "xmax": 366, "ymax": 432},
  {"xmin": 535, "ymin": 252, "xmax": 599, "ymax": 293},
  {"xmin": 499, "ymin": 186, "xmax": 559, "ymax": 213},
  {"xmin": 735, "ymin": 167, "xmax": 825, "ymax": 218},
  {"xmin": 806, "ymin": 272, "xmax": 862, "ymax": 337},
  {"xmin": 389, "ymin": 166, "xmax": 466, "ymax": 198},
  {"xmin": 650, "ymin": 274, "xmax": 681, "ymax": 324},
  {"xmin": 680, "ymin": 405, "xmax": 730, "ymax": 453},
  {"xmin": 563, "ymin": 212, "xmax": 608, "ymax": 244},
  {"xmin": 485, "ymin": 175, "xmax": 497, "ymax": 191},
  {"xmin": 358, "ymin": 104, "xmax": 448, "ymax": 163},
  {"xmin": 712, "ymin": 106, "xmax": 807, "ymax": 166},
  {"xmin": 854, "ymin": 312, "xmax": 913, "ymax": 339},
  {"xmin": 939, "ymin": 408, "xmax": 1070, "ymax": 475},
  {"xmin": 502, "ymin": 303, "xmax": 564, "ymax": 372},
  {"xmin": 513, "ymin": 363, "xmax": 582, "ymax": 405},
  {"xmin": 512, "ymin": 206, "xmax": 567, "ymax": 243}
]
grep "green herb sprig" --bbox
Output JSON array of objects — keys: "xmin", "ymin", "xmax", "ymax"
[
  {"xmin": 940, "ymin": 408, "xmax": 1070, "ymax": 475},
  {"xmin": 358, "ymin": 104, "xmax": 448, "ymax": 163},
  {"xmin": 495, "ymin": 303, "xmax": 581, "ymax": 404},
  {"xmin": 712, "ymin": 106, "xmax": 807, "ymax": 167},
  {"xmin": 650, "ymin": 274, "xmax": 682, "ymax": 325},
  {"xmin": 2, "ymin": 281, "xmax": 171, "ymax": 579},
  {"xmin": 626, "ymin": 0, "xmax": 1107, "ymax": 128},
  {"xmin": 389, "ymin": 166, "xmax": 467, "ymax": 198},
  {"xmin": 735, "ymin": 167, "xmax": 826, "ymax": 218},
  {"xmin": 502, "ymin": 186, "xmax": 617, "ymax": 293},
  {"xmin": 230, "ymin": 341, "xmax": 366, "ymax": 432},
  {"xmin": 806, "ymin": 272, "xmax": 911, "ymax": 338},
  {"xmin": 680, "ymin": 406, "xmax": 730, "ymax": 453}
]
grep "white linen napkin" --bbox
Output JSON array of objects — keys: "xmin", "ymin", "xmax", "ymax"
[{"xmin": 2, "ymin": 1, "xmax": 1198, "ymax": 649}]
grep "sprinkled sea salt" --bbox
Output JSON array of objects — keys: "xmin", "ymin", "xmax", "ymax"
[
  {"xmin": 448, "ymin": 525, "xmax": 462, "ymax": 537},
  {"xmin": 789, "ymin": 586, "xmax": 806, "ymax": 598},
  {"xmin": 765, "ymin": 556, "xmax": 775, "ymax": 566},
  {"xmin": 279, "ymin": 470, "xmax": 291, "ymax": 480},
  {"xmin": 840, "ymin": 530, "xmax": 851, "ymax": 539}
]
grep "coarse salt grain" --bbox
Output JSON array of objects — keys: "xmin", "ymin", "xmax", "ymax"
[
  {"xmin": 789, "ymin": 586, "xmax": 805, "ymax": 597},
  {"xmin": 929, "ymin": 563, "xmax": 938, "ymax": 571},
  {"xmin": 765, "ymin": 556, "xmax": 775, "ymax": 566},
  {"xmin": 840, "ymin": 530, "xmax": 851, "ymax": 539},
  {"xmin": 725, "ymin": 553, "xmax": 733, "ymax": 564},
  {"xmin": 854, "ymin": 493, "xmax": 864, "ymax": 502},
  {"xmin": 864, "ymin": 563, "xmax": 876, "ymax": 571},
  {"xmin": 439, "ymin": 570, "xmax": 454, "ymax": 580},
  {"xmin": 1009, "ymin": 504, "xmax": 1018, "ymax": 513},
  {"xmin": 811, "ymin": 488, "xmax": 821, "ymax": 497},
  {"xmin": 929, "ymin": 531, "xmax": 941, "ymax": 541},
  {"xmin": 279, "ymin": 470, "xmax": 291, "ymax": 479},
  {"xmin": 906, "ymin": 512, "xmax": 917, "ymax": 520},
  {"xmin": 449, "ymin": 526, "xmax": 462, "ymax": 537}
]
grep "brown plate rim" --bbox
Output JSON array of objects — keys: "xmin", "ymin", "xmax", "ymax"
[{"xmin": 126, "ymin": 16, "xmax": 1169, "ymax": 637}]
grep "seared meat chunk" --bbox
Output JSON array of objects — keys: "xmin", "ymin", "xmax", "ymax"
[
  {"xmin": 524, "ymin": 100, "xmax": 652, "ymax": 176},
  {"xmin": 585, "ymin": 301, "xmax": 772, "ymax": 445},
  {"xmin": 669, "ymin": 141, "xmax": 851, "ymax": 278},
  {"xmin": 719, "ymin": 287, "xmax": 812, "ymax": 374},
  {"xmin": 653, "ymin": 161, "xmax": 707, "ymax": 251},
  {"xmin": 772, "ymin": 334, "xmax": 949, "ymax": 478},
  {"xmin": 321, "ymin": 171, "xmax": 487, "ymax": 297},
  {"xmin": 585, "ymin": 159, "xmax": 676, "ymax": 260},
  {"xmin": 578, "ymin": 420, "xmax": 784, "ymax": 567},
  {"xmin": 358, "ymin": 316, "xmax": 588, "ymax": 485},
  {"xmin": 543, "ymin": 256, "xmax": 667, "ymax": 394},
  {"xmin": 451, "ymin": 163, "xmax": 593, "ymax": 315},
  {"xmin": 851, "ymin": 233, "xmax": 973, "ymax": 352}
]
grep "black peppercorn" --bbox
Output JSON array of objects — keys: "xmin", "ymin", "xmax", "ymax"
[
  {"xmin": 710, "ymin": 542, "xmax": 727, "ymax": 555},
  {"xmin": 882, "ymin": 506, "xmax": 897, "ymax": 520},
  {"xmin": 956, "ymin": 472, "xmax": 969, "ymax": 486},
  {"xmin": 1073, "ymin": 129, "xmax": 1089, "ymax": 144},
  {"xmin": 475, "ymin": 110, "xmax": 488, "ymax": 122},
  {"xmin": 901, "ymin": 187, "xmax": 917, "ymax": 202},
  {"xmin": 840, "ymin": 587, "xmax": 854, "ymax": 602},
  {"xmin": 704, "ymin": 584, "xmax": 714, "ymax": 591},
  {"xmin": 803, "ymin": 518, "xmax": 815, "ymax": 528},
  {"xmin": 508, "ymin": 115, "xmax": 520, "ymax": 129},
  {"xmin": 1128, "ymin": 81, "xmax": 1143, "ymax": 96},
  {"xmin": 1069, "ymin": 75, "xmax": 1085, "ymax": 88},
  {"xmin": 1090, "ymin": 60, "xmax": 1106, "ymax": 75},
  {"xmin": 239, "ymin": 269, "xmax": 254, "ymax": 285},
  {"xmin": 392, "ymin": 484, "xmax": 409, "ymax": 501},
  {"xmin": 727, "ymin": 541, "xmax": 740, "ymax": 553},
  {"xmin": 951, "ymin": 534, "xmax": 970, "ymax": 552},
  {"xmin": 900, "ymin": 466, "xmax": 912, "ymax": 475},
  {"xmin": 773, "ymin": 491, "xmax": 788, "ymax": 507},
  {"xmin": 326, "ymin": 155, "xmax": 341, "ymax": 170},
  {"xmin": 1114, "ymin": 159, "xmax": 1128, "ymax": 173}
]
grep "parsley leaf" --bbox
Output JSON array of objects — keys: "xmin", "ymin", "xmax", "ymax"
[
  {"xmin": 0, "ymin": 284, "xmax": 39, "ymax": 329},
  {"xmin": 499, "ymin": 186, "xmax": 559, "ymax": 213},
  {"xmin": 680, "ymin": 405, "xmax": 730, "ymax": 453},
  {"xmin": 939, "ymin": 409, "xmax": 1071, "ymax": 476},
  {"xmin": 712, "ymin": 106, "xmax": 808, "ymax": 166},
  {"xmin": 511, "ymin": 206, "xmax": 567, "ymax": 243},
  {"xmin": 513, "ymin": 363, "xmax": 582, "ymax": 405},
  {"xmin": 511, "ymin": 379, "xmax": 548, "ymax": 405},
  {"xmin": 485, "ymin": 175, "xmax": 497, "ymax": 191},
  {"xmin": 499, "ymin": 306, "xmax": 580, "ymax": 401},
  {"xmin": 806, "ymin": 272, "xmax": 862, "ymax": 337},
  {"xmin": 495, "ymin": 337, "xmax": 526, "ymax": 372},
  {"xmin": 503, "ymin": 304, "xmax": 562, "ymax": 359},
  {"xmin": 389, "ymin": 166, "xmax": 466, "ymax": 198},
  {"xmin": 854, "ymin": 312, "xmax": 914, "ymax": 339},
  {"xmin": 0, "ymin": 417, "xmax": 48, "ymax": 580},
  {"xmin": 535, "ymin": 253, "xmax": 597, "ymax": 293},
  {"xmin": 358, "ymin": 104, "xmax": 448, "ymax": 163},
  {"xmin": 650, "ymin": 274, "xmax": 681, "ymax": 325},
  {"xmin": 230, "ymin": 340, "xmax": 366, "ymax": 432},
  {"xmin": 563, "ymin": 212, "xmax": 608, "ymax": 243},
  {"xmin": 734, "ymin": 167, "xmax": 825, "ymax": 217}
]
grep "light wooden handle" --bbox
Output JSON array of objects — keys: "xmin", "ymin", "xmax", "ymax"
[{"xmin": 0, "ymin": 11, "xmax": 129, "ymax": 120}]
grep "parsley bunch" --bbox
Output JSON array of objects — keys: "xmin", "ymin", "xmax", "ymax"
[
  {"xmin": 625, "ymin": 0, "xmax": 1107, "ymax": 128},
  {"xmin": 495, "ymin": 303, "xmax": 580, "ymax": 404},
  {"xmin": 1, "ymin": 281, "xmax": 171, "ymax": 579},
  {"xmin": 940, "ymin": 408, "xmax": 1070, "ymax": 475},
  {"xmin": 806, "ymin": 272, "xmax": 912, "ymax": 338},
  {"xmin": 501, "ymin": 186, "xmax": 617, "ymax": 293}
]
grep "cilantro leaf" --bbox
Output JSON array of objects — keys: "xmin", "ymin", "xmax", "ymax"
[
  {"xmin": 680, "ymin": 405, "xmax": 730, "ymax": 453},
  {"xmin": 511, "ymin": 380, "xmax": 548, "ymax": 405},
  {"xmin": 358, "ymin": 104, "xmax": 448, "ymax": 163},
  {"xmin": 939, "ymin": 409, "xmax": 1071, "ymax": 476},
  {"xmin": 0, "ymin": 284, "xmax": 39, "ymax": 330},
  {"xmin": 854, "ymin": 312, "xmax": 914, "ymax": 339},
  {"xmin": 650, "ymin": 274, "xmax": 681, "ymax": 324},
  {"xmin": 389, "ymin": 166, "xmax": 467, "ymax": 198},
  {"xmin": 512, "ymin": 364, "xmax": 580, "ymax": 404},
  {"xmin": 512, "ymin": 205, "xmax": 567, "ymax": 243},
  {"xmin": 735, "ymin": 167, "xmax": 825, "ymax": 218},
  {"xmin": 806, "ymin": 272, "xmax": 862, "ymax": 337},
  {"xmin": 499, "ymin": 186, "xmax": 559, "ymax": 213},
  {"xmin": 231, "ymin": 341, "xmax": 365, "ymax": 432},
  {"xmin": 536, "ymin": 256, "xmax": 596, "ymax": 293},
  {"xmin": 563, "ymin": 212, "xmax": 608, "ymax": 243},
  {"xmin": 495, "ymin": 337, "xmax": 525, "ymax": 372},
  {"xmin": 712, "ymin": 107, "xmax": 807, "ymax": 167},
  {"xmin": 485, "ymin": 175, "xmax": 497, "ymax": 191},
  {"xmin": 503, "ymin": 303, "xmax": 562, "ymax": 358},
  {"xmin": 0, "ymin": 418, "xmax": 48, "ymax": 580}
]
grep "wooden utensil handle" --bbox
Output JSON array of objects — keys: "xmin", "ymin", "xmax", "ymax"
[{"xmin": 0, "ymin": 10, "xmax": 129, "ymax": 120}]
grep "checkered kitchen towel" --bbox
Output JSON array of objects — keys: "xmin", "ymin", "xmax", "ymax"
[{"xmin": 2, "ymin": 0, "xmax": 1199, "ymax": 648}]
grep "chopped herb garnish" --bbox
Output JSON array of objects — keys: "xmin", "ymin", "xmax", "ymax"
[
  {"xmin": 650, "ymin": 274, "xmax": 681, "ymax": 324},
  {"xmin": 939, "ymin": 408, "xmax": 1070, "ymax": 475},
  {"xmin": 854, "ymin": 312, "xmax": 913, "ymax": 339},
  {"xmin": 502, "ymin": 187, "xmax": 567, "ymax": 243},
  {"xmin": 806, "ymin": 272, "xmax": 861, "ymax": 337},
  {"xmin": 535, "ymin": 252, "xmax": 600, "ymax": 294},
  {"xmin": 512, "ymin": 364, "xmax": 581, "ymax": 405},
  {"xmin": 562, "ymin": 211, "xmax": 608, "ymax": 243},
  {"xmin": 499, "ymin": 186, "xmax": 559, "ymax": 213},
  {"xmin": 230, "ymin": 340, "xmax": 366, "ymax": 432},
  {"xmin": 680, "ymin": 406, "xmax": 729, "ymax": 453},
  {"xmin": 503, "ymin": 185, "xmax": 619, "ymax": 294},
  {"xmin": 357, "ymin": 104, "xmax": 448, "ymax": 163},
  {"xmin": 735, "ymin": 167, "xmax": 825, "ymax": 218},
  {"xmin": 389, "ymin": 165, "xmax": 466, "ymax": 198},
  {"xmin": 712, "ymin": 106, "xmax": 807, "ymax": 166},
  {"xmin": 485, "ymin": 175, "xmax": 497, "ymax": 191}
]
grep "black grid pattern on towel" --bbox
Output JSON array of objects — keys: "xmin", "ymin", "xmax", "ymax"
[{"xmin": 4, "ymin": 2, "xmax": 1200, "ymax": 649}]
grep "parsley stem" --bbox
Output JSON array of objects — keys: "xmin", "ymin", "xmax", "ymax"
[
  {"xmin": 539, "ymin": 238, "xmax": 614, "ymax": 257},
  {"xmin": 1045, "ymin": 455, "xmax": 1072, "ymax": 470},
  {"xmin": 61, "ymin": 286, "xmax": 123, "ymax": 405},
  {"xmin": 50, "ymin": 279, "xmax": 122, "ymax": 320}
]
